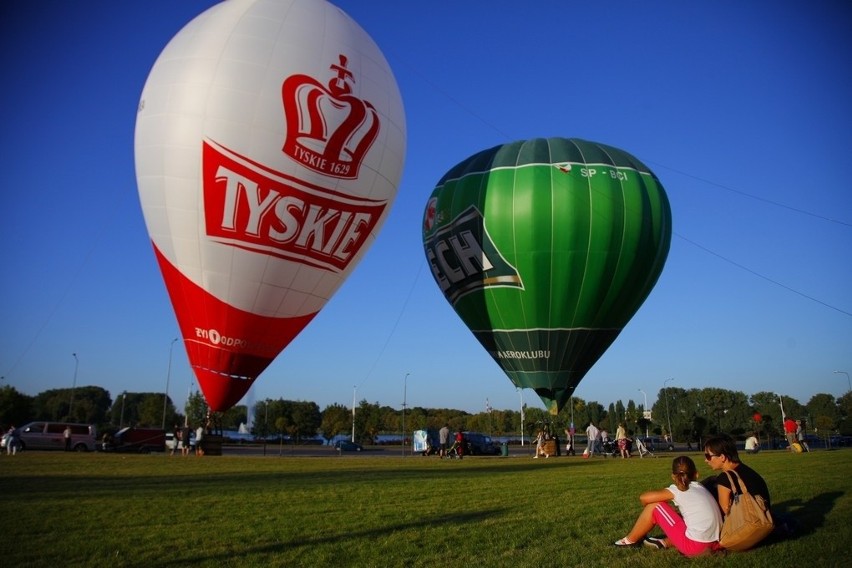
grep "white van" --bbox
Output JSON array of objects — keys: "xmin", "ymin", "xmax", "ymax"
[{"xmin": 17, "ymin": 422, "xmax": 97, "ymax": 452}]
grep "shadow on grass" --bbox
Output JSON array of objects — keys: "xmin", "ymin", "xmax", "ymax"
[
  {"xmin": 156, "ymin": 508, "xmax": 506, "ymax": 566},
  {"xmin": 1, "ymin": 457, "xmax": 604, "ymax": 499},
  {"xmin": 768, "ymin": 490, "xmax": 844, "ymax": 542}
]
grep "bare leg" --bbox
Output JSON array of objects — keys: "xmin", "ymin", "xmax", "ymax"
[{"xmin": 625, "ymin": 503, "xmax": 659, "ymax": 543}]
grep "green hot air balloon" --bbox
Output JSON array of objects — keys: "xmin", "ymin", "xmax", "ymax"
[{"xmin": 422, "ymin": 138, "xmax": 672, "ymax": 415}]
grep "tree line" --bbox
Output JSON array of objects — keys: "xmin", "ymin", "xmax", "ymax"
[{"xmin": 1, "ymin": 383, "xmax": 849, "ymax": 444}]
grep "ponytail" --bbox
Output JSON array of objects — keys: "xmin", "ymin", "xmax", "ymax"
[{"xmin": 671, "ymin": 456, "xmax": 698, "ymax": 491}]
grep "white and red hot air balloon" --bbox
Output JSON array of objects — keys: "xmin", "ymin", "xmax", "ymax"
[{"xmin": 135, "ymin": 0, "xmax": 406, "ymax": 411}]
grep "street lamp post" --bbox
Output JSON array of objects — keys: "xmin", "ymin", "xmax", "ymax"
[
  {"xmin": 401, "ymin": 373, "xmax": 410, "ymax": 457},
  {"xmin": 518, "ymin": 388, "xmax": 525, "ymax": 446},
  {"xmin": 834, "ymin": 370, "xmax": 851, "ymax": 393},
  {"xmin": 663, "ymin": 378, "xmax": 673, "ymax": 444},
  {"xmin": 162, "ymin": 338, "xmax": 178, "ymax": 430},
  {"xmin": 120, "ymin": 392, "xmax": 127, "ymax": 428},
  {"xmin": 69, "ymin": 353, "xmax": 79, "ymax": 420},
  {"xmin": 351, "ymin": 385, "xmax": 357, "ymax": 443},
  {"xmin": 639, "ymin": 389, "xmax": 649, "ymax": 438}
]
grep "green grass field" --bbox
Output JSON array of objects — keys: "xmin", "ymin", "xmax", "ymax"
[{"xmin": 1, "ymin": 448, "xmax": 850, "ymax": 567}]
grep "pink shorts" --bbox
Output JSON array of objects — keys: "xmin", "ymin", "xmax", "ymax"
[{"xmin": 652, "ymin": 502, "xmax": 718, "ymax": 557}]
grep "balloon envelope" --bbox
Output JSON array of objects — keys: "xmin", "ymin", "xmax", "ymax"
[
  {"xmin": 135, "ymin": 0, "xmax": 405, "ymax": 411},
  {"xmin": 422, "ymin": 138, "xmax": 671, "ymax": 414}
]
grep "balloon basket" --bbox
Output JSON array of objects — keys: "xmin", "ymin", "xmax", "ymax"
[{"xmin": 200, "ymin": 434, "xmax": 224, "ymax": 456}]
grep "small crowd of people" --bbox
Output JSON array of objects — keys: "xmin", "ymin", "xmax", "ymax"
[
  {"xmin": 784, "ymin": 416, "xmax": 810, "ymax": 452},
  {"xmin": 437, "ymin": 423, "xmax": 465, "ymax": 458},
  {"xmin": 578, "ymin": 421, "xmax": 655, "ymax": 458},
  {"xmin": 614, "ymin": 433, "xmax": 774, "ymax": 556},
  {"xmin": 170, "ymin": 422, "xmax": 209, "ymax": 456},
  {"xmin": 534, "ymin": 424, "xmax": 558, "ymax": 458},
  {"xmin": 3, "ymin": 424, "xmax": 74, "ymax": 454}
]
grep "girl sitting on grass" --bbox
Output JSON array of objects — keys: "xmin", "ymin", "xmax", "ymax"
[{"xmin": 614, "ymin": 456, "xmax": 722, "ymax": 556}]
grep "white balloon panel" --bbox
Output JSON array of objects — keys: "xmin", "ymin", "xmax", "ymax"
[{"xmin": 135, "ymin": 0, "xmax": 405, "ymax": 410}]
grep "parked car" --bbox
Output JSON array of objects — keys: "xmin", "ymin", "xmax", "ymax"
[
  {"xmin": 335, "ymin": 440, "xmax": 363, "ymax": 451},
  {"xmin": 102, "ymin": 427, "xmax": 166, "ymax": 453},
  {"xmin": 12, "ymin": 422, "xmax": 97, "ymax": 452},
  {"xmin": 640, "ymin": 436, "xmax": 674, "ymax": 452},
  {"xmin": 463, "ymin": 432, "xmax": 500, "ymax": 455}
]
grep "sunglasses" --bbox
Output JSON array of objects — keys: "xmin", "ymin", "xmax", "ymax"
[{"xmin": 704, "ymin": 453, "xmax": 720, "ymax": 460}]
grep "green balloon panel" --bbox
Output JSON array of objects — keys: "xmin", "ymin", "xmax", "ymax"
[{"xmin": 423, "ymin": 138, "xmax": 672, "ymax": 414}]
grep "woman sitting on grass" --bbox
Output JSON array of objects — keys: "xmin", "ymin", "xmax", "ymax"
[{"xmin": 614, "ymin": 456, "xmax": 722, "ymax": 556}]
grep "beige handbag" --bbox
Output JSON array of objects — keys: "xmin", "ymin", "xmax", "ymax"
[{"xmin": 719, "ymin": 469, "xmax": 774, "ymax": 551}]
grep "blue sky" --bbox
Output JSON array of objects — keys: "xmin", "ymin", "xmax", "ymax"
[{"xmin": 1, "ymin": 0, "xmax": 850, "ymax": 416}]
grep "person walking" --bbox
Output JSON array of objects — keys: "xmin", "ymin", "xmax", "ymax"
[
  {"xmin": 585, "ymin": 421, "xmax": 600, "ymax": 458},
  {"xmin": 564, "ymin": 425, "xmax": 576, "ymax": 456},
  {"xmin": 454, "ymin": 430, "xmax": 465, "ymax": 459},
  {"xmin": 616, "ymin": 423, "xmax": 630, "ymax": 459},
  {"xmin": 534, "ymin": 428, "xmax": 545, "ymax": 458}
]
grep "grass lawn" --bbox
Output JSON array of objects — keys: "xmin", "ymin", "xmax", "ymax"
[{"xmin": 1, "ymin": 448, "xmax": 849, "ymax": 567}]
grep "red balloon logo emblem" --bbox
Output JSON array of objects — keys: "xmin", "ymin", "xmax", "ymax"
[{"xmin": 135, "ymin": 0, "xmax": 406, "ymax": 410}]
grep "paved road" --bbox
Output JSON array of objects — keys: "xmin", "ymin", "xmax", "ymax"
[{"xmin": 219, "ymin": 443, "xmax": 544, "ymax": 458}]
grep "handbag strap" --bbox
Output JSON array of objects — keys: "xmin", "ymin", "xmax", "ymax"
[{"xmin": 722, "ymin": 468, "xmax": 752, "ymax": 496}]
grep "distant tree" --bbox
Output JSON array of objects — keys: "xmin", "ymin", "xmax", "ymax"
[
  {"xmin": 0, "ymin": 385, "xmax": 33, "ymax": 427},
  {"xmin": 33, "ymin": 386, "xmax": 110, "ymax": 424},
  {"xmin": 404, "ymin": 407, "xmax": 430, "ymax": 432},
  {"xmin": 221, "ymin": 405, "xmax": 247, "ymax": 430},
  {"xmin": 750, "ymin": 391, "xmax": 785, "ymax": 438},
  {"xmin": 106, "ymin": 392, "xmax": 169, "ymax": 428},
  {"xmin": 624, "ymin": 399, "xmax": 639, "ymax": 435},
  {"xmin": 137, "ymin": 395, "xmax": 164, "ymax": 427},
  {"xmin": 321, "ymin": 403, "xmax": 351, "ymax": 443},
  {"xmin": 606, "ymin": 403, "xmax": 618, "ymax": 433},
  {"xmin": 289, "ymin": 400, "xmax": 321, "ymax": 442},
  {"xmin": 806, "ymin": 393, "xmax": 840, "ymax": 436},
  {"xmin": 356, "ymin": 400, "xmax": 383, "ymax": 443},
  {"xmin": 587, "ymin": 401, "xmax": 605, "ymax": 426},
  {"xmin": 252, "ymin": 399, "xmax": 274, "ymax": 439},
  {"xmin": 490, "ymin": 409, "xmax": 514, "ymax": 435},
  {"xmin": 838, "ymin": 392, "xmax": 852, "ymax": 435},
  {"xmin": 524, "ymin": 406, "xmax": 548, "ymax": 437},
  {"xmin": 185, "ymin": 390, "xmax": 208, "ymax": 428}
]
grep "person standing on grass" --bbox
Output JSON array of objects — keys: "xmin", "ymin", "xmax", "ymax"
[
  {"xmin": 616, "ymin": 423, "xmax": 630, "ymax": 459},
  {"xmin": 63, "ymin": 426, "xmax": 72, "ymax": 451},
  {"xmin": 783, "ymin": 416, "xmax": 797, "ymax": 449},
  {"xmin": 534, "ymin": 428, "xmax": 545, "ymax": 458},
  {"xmin": 196, "ymin": 425, "xmax": 205, "ymax": 456},
  {"xmin": 614, "ymin": 456, "xmax": 722, "ymax": 556},
  {"xmin": 439, "ymin": 423, "xmax": 450, "ymax": 458},
  {"xmin": 796, "ymin": 420, "xmax": 809, "ymax": 452},
  {"xmin": 5, "ymin": 426, "xmax": 19, "ymax": 455},
  {"xmin": 454, "ymin": 430, "xmax": 465, "ymax": 459},
  {"xmin": 585, "ymin": 421, "xmax": 600, "ymax": 457},
  {"xmin": 181, "ymin": 424, "xmax": 191, "ymax": 456}
]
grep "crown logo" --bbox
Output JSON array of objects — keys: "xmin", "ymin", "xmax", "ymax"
[{"xmin": 281, "ymin": 55, "xmax": 379, "ymax": 179}]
